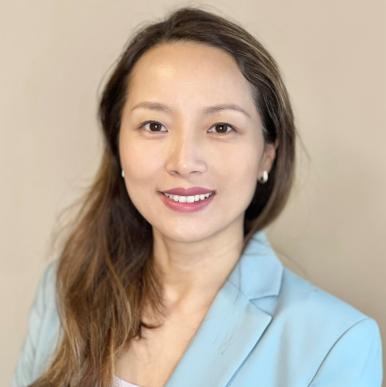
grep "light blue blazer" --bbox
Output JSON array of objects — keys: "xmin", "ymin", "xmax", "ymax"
[{"xmin": 12, "ymin": 231, "xmax": 383, "ymax": 386}]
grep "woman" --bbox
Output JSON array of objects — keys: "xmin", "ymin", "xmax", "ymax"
[{"xmin": 12, "ymin": 6, "xmax": 382, "ymax": 387}]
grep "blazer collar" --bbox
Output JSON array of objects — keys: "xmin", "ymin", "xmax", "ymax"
[
  {"xmin": 227, "ymin": 230, "xmax": 283, "ymax": 300},
  {"xmin": 166, "ymin": 230, "xmax": 284, "ymax": 387}
]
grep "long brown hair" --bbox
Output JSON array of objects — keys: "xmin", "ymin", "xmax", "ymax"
[{"xmin": 31, "ymin": 6, "xmax": 296, "ymax": 386}]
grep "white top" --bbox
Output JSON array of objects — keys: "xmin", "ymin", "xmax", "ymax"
[{"xmin": 113, "ymin": 375, "xmax": 140, "ymax": 387}]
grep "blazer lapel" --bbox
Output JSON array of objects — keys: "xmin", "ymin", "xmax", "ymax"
[{"xmin": 165, "ymin": 231, "xmax": 284, "ymax": 387}]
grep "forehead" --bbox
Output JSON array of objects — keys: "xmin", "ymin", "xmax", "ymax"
[{"xmin": 126, "ymin": 41, "xmax": 256, "ymax": 110}]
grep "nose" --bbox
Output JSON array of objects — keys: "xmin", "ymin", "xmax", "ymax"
[{"xmin": 165, "ymin": 129, "xmax": 207, "ymax": 177}]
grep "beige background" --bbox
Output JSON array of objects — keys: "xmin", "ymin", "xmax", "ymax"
[{"xmin": 1, "ymin": 0, "xmax": 385, "ymax": 384}]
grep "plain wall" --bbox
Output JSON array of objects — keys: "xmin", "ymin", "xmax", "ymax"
[{"xmin": 1, "ymin": 0, "xmax": 385, "ymax": 384}]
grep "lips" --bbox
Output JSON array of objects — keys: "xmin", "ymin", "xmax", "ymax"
[
  {"xmin": 161, "ymin": 187, "xmax": 215, "ymax": 196},
  {"xmin": 159, "ymin": 188, "xmax": 215, "ymax": 212}
]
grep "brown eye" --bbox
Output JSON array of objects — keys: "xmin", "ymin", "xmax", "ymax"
[
  {"xmin": 209, "ymin": 122, "xmax": 235, "ymax": 135},
  {"xmin": 140, "ymin": 121, "xmax": 167, "ymax": 132}
]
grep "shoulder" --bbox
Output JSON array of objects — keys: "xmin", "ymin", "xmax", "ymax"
[
  {"xmin": 261, "ymin": 267, "xmax": 383, "ymax": 385},
  {"xmin": 278, "ymin": 267, "xmax": 372, "ymax": 328},
  {"xmin": 248, "ymin": 232, "xmax": 379, "ymax": 342},
  {"xmin": 30, "ymin": 259, "xmax": 59, "ymax": 319},
  {"xmin": 277, "ymin": 268, "xmax": 382, "ymax": 381},
  {"xmin": 32, "ymin": 259, "xmax": 61, "ymax": 357},
  {"xmin": 37, "ymin": 259, "xmax": 58, "ymax": 304},
  {"xmin": 11, "ymin": 259, "xmax": 61, "ymax": 386}
]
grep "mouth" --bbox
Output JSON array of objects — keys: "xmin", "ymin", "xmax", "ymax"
[
  {"xmin": 158, "ymin": 191, "xmax": 216, "ymax": 212},
  {"xmin": 159, "ymin": 191, "xmax": 215, "ymax": 202}
]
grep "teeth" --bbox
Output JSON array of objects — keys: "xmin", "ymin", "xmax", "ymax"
[{"xmin": 163, "ymin": 192, "xmax": 213, "ymax": 203}]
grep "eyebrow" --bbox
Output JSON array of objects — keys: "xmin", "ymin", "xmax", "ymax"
[{"xmin": 130, "ymin": 101, "xmax": 252, "ymax": 119}]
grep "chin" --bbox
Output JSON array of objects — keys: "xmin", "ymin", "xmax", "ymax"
[{"xmin": 153, "ymin": 223, "xmax": 217, "ymax": 243}]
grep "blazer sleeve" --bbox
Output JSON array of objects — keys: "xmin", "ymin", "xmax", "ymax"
[
  {"xmin": 11, "ymin": 261, "xmax": 57, "ymax": 387},
  {"xmin": 308, "ymin": 317, "xmax": 383, "ymax": 387}
]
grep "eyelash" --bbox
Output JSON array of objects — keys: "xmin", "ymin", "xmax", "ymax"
[{"xmin": 138, "ymin": 120, "xmax": 237, "ymax": 135}]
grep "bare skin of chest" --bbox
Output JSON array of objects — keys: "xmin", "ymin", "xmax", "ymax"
[{"xmin": 115, "ymin": 307, "xmax": 210, "ymax": 387}]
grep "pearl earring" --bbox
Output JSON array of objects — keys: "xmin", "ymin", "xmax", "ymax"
[
  {"xmin": 121, "ymin": 169, "xmax": 125, "ymax": 178},
  {"xmin": 259, "ymin": 170, "xmax": 268, "ymax": 184}
]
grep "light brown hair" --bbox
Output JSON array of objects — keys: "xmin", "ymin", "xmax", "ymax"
[{"xmin": 31, "ymin": 6, "xmax": 296, "ymax": 386}]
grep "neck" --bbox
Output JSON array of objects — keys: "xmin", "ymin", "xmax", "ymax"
[{"xmin": 151, "ymin": 225, "xmax": 244, "ymax": 311}]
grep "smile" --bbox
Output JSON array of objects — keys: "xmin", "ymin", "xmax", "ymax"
[
  {"xmin": 162, "ymin": 192, "xmax": 214, "ymax": 203},
  {"xmin": 159, "ymin": 191, "xmax": 215, "ymax": 212}
]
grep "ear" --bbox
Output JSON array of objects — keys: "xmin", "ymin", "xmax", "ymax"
[{"xmin": 260, "ymin": 140, "xmax": 278, "ymax": 173}]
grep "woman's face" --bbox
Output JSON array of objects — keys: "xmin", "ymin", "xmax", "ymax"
[{"xmin": 118, "ymin": 41, "xmax": 275, "ymax": 242}]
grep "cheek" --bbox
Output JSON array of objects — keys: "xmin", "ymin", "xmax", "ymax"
[
  {"xmin": 222, "ymin": 143, "xmax": 261, "ymax": 184},
  {"xmin": 119, "ymin": 139, "xmax": 160, "ymax": 182},
  {"xmin": 219, "ymin": 144, "xmax": 261, "ymax": 210},
  {"xmin": 227, "ymin": 159, "xmax": 259, "ymax": 203},
  {"xmin": 120, "ymin": 145, "xmax": 158, "ymax": 209}
]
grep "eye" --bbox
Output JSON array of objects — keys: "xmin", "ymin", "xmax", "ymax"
[
  {"xmin": 139, "ymin": 120, "xmax": 167, "ymax": 133},
  {"xmin": 138, "ymin": 120, "xmax": 236, "ymax": 135},
  {"xmin": 208, "ymin": 122, "xmax": 236, "ymax": 135}
]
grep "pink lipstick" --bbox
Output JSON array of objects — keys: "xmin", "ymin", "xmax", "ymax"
[{"xmin": 158, "ymin": 187, "xmax": 216, "ymax": 213}]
